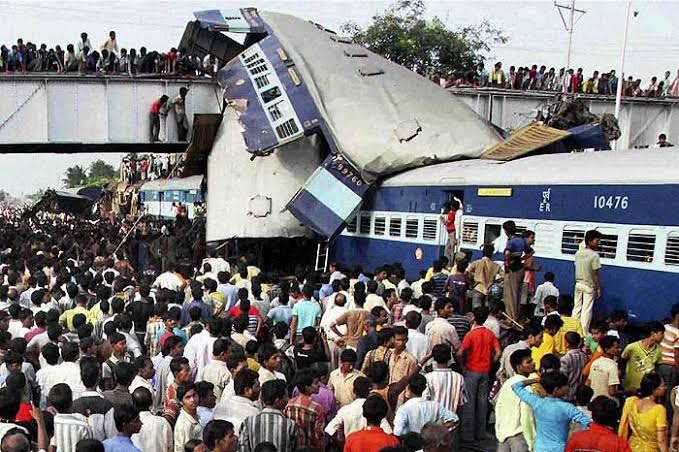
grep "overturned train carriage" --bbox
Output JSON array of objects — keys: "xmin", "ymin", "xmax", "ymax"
[{"xmin": 179, "ymin": 8, "xmax": 501, "ymax": 251}]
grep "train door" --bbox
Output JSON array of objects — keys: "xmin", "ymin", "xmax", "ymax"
[{"xmin": 441, "ymin": 189, "xmax": 466, "ymax": 262}]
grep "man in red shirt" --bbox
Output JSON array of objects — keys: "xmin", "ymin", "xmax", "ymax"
[
  {"xmin": 457, "ymin": 306, "xmax": 500, "ymax": 442},
  {"xmin": 566, "ymin": 396, "xmax": 631, "ymax": 452},
  {"xmin": 344, "ymin": 395, "xmax": 399, "ymax": 452},
  {"xmin": 441, "ymin": 200, "xmax": 460, "ymax": 264},
  {"xmin": 149, "ymin": 95, "xmax": 168, "ymax": 142}
]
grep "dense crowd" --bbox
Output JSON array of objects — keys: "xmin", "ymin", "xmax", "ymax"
[
  {"xmin": 0, "ymin": 209, "xmax": 675, "ymax": 452},
  {"xmin": 437, "ymin": 61, "xmax": 679, "ymax": 98},
  {"xmin": 0, "ymin": 32, "xmax": 220, "ymax": 77}
]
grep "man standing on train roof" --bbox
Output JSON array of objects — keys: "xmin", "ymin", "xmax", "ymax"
[
  {"xmin": 573, "ymin": 229, "xmax": 603, "ymax": 334},
  {"xmin": 503, "ymin": 220, "xmax": 530, "ymax": 323},
  {"xmin": 441, "ymin": 198, "xmax": 462, "ymax": 264}
]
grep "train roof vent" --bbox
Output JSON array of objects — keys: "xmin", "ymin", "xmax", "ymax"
[
  {"xmin": 481, "ymin": 122, "xmax": 571, "ymax": 161},
  {"xmin": 358, "ymin": 64, "xmax": 384, "ymax": 77}
]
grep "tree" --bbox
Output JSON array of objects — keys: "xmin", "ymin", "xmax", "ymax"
[
  {"xmin": 88, "ymin": 160, "xmax": 116, "ymax": 180},
  {"xmin": 342, "ymin": 0, "xmax": 507, "ymax": 77},
  {"xmin": 62, "ymin": 165, "xmax": 87, "ymax": 188}
]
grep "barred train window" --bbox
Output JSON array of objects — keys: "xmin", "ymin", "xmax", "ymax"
[
  {"xmin": 359, "ymin": 214, "xmax": 371, "ymax": 234},
  {"xmin": 596, "ymin": 228, "xmax": 618, "ymax": 260},
  {"xmin": 627, "ymin": 230, "xmax": 655, "ymax": 262},
  {"xmin": 346, "ymin": 215, "xmax": 357, "ymax": 233},
  {"xmin": 462, "ymin": 221, "xmax": 478, "ymax": 244},
  {"xmin": 389, "ymin": 217, "xmax": 402, "ymax": 237},
  {"xmin": 405, "ymin": 218, "xmax": 419, "ymax": 238},
  {"xmin": 665, "ymin": 232, "xmax": 679, "ymax": 266},
  {"xmin": 374, "ymin": 217, "xmax": 386, "ymax": 236},
  {"xmin": 423, "ymin": 218, "xmax": 438, "ymax": 241},
  {"xmin": 561, "ymin": 227, "xmax": 584, "ymax": 255}
]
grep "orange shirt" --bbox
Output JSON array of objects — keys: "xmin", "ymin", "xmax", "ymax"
[
  {"xmin": 344, "ymin": 427, "xmax": 399, "ymax": 452},
  {"xmin": 460, "ymin": 325, "xmax": 500, "ymax": 373}
]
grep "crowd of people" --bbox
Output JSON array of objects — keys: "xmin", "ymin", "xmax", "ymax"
[
  {"xmin": 120, "ymin": 153, "xmax": 184, "ymax": 184},
  {"xmin": 0, "ymin": 209, "xmax": 675, "ymax": 452},
  {"xmin": 437, "ymin": 61, "xmax": 679, "ymax": 98},
  {"xmin": 0, "ymin": 32, "xmax": 221, "ymax": 77}
]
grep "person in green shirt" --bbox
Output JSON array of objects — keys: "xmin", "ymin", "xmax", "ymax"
[
  {"xmin": 621, "ymin": 322, "xmax": 664, "ymax": 391},
  {"xmin": 583, "ymin": 321, "xmax": 609, "ymax": 355}
]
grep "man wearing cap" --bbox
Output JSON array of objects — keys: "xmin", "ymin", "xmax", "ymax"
[{"xmin": 168, "ymin": 87, "xmax": 190, "ymax": 142}]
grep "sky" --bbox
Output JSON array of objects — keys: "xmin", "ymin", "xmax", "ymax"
[{"xmin": 0, "ymin": 0, "xmax": 678, "ymax": 196}]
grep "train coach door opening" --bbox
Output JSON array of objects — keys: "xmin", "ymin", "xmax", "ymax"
[{"xmin": 442, "ymin": 190, "xmax": 465, "ymax": 263}]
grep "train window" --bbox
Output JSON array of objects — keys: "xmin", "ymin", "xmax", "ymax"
[
  {"xmin": 596, "ymin": 228, "xmax": 618, "ymax": 260},
  {"xmin": 374, "ymin": 216, "xmax": 386, "ymax": 236},
  {"xmin": 627, "ymin": 230, "xmax": 655, "ymax": 262},
  {"xmin": 405, "ymin": 218, "xmax": 419, "ymax": 238},
  {"xmin": 534, "ymin": 223, "xmax": 556, "ymax": 255},
  {"xmin": 665, "ymin": 232, "xmax": 679, "ymax": 266},
  {"xmin": 484, "ymin": 223, "xmax": 502, "ymax": 247},
  {"xmin": 359, "ymin": 214, "xmax": 371, "ymax": 235},
  {"xmin": 346, "ymin": 215, "xmax": 357, "ymax": 233},
  {"xmin": 515, "ymin": 225, "xmax": 528, "ymax": 237},
  {"xmin": 389, "ymin": 217, "xmax": 402, "ymax": 237},
  {"xmin": 561, "ymin": 227, "xmax": 584, "ymax": 255},
  {"xmin": 423, "ymin": 218, "xmax": 438, "ymax": 241},
  {"xmin": 462, "ymin": 221, "xmax": 479, "ymax": 245}
]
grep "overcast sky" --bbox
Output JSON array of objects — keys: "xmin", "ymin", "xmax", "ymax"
[{"xmin": 1, "ymin": 0, "xmax": 677, "ymax": 196}]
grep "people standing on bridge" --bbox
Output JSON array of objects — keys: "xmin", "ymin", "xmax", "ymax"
[
  {"xmin": 503, "ymin": 220, "xmax": 530, "ymax": 322},
  {"xmin": 573, "ymin": 229, "xmax": 602, "ymax": 333},
  {"xmin": 102, "ymin": 31, "xmax": 119, "ymax": 58},
  {"xmin": 77, "ymin": 32, "xmax": 91, "ymax": 55},
  {"xmin": 150, "ymin": 95, "xmax": 169, "ymax": 143},
  {"xmin": 168, "ymin": 88, "xmax": 190, "ymax": 142}
]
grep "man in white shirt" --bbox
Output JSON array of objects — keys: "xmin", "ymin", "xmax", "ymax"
[
  {"xmin": 325, "ymin": 376, "xmax": 392, "ymax": 438},
  {"xmin": 152, "ymin": 263, "xmax": 185, "ymax": 292},
  {"xmin": 393, "ymin": 374, "xmax": 458, "ymax": 436},
  {"xmin": 173, "ymin": 383, "xmax": 203, "ymax": 452},
  {"xmin": 533, "ymin": 272, "xmax": 560, "ymax": 317},
  {"xmin": 196, "ymin": 339, "xmax": 231, "ymax": 400},
  {"xmin": 364, "ymin": 281, "xmax": 389, "ymax": 313},
  {"xmin": 130, "ymin": 357, "xmax": 157, "ymax": 413},
  {"xmin": 257, "ymin": 344, "xmax": 287, "ymax": 385},
  {"xmin": 202, "ymin": 249, "xmax": 230, "ymax": 275},
  {"xmin": 183, "ymin": 318, "xmax": 220, "ymax": 378},
  {"xmin": 132, "ymin": 386, "xmax": 174, "ymax": 452},
  {"xmin": 213, "ymin": 368, "xmax": 261, "ymax": 432},
  {"xmin": 495, "ymin": 348, "xmax": 536, "ymax": 451},
  {"xmin": 46, "ymin": 343, "xmax": 85, "ymax": 401},
  {"xmin": 49, "ymin": 383, "xmax": 94, "ymax": 451},
  {"xmin": 320, "ymin": 293, "xmax": 349, "ymax": 369},
  {"xmin": 405, "ymin": 311, "xmax": 429, "ymax": 362},
  {"xmin": 218, "ymin": 355, "xmax": 248, "ymax": 404}
]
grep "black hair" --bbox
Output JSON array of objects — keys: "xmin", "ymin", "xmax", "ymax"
[
  {"xmin": 176, "ymin": 382, "xmax": 196, "ymax": 402},
  {"xmin": 340, "ymin": 348, "xmax": 357, "ymax": 363},
  {"xmin": 75, "ymin": 439, "xmax": 104, "ymax": 452},
  {"xmin": 132, "ymin": 387, "xmax": 153, "ymax": 411},
  {"xmin": 48, "ymin": 383, "xmax": 73, "ymax": 412},
  {"xmin": 203, "ymin": 420, "xmax": 234, "ymax": 449},
  {"xmin": 212, "ymin": 339, "xmax": 229, "ymax": 357},
  {"xmin": 42, "ymin": 342, "xmax": 60, "ymax": 366},
  {"xmin": 261, "ymin": 379, "xmax": 287, "ymax": 406},
  {"xmin": 170, "ymin": 357, "xmax": 189, "ymax": 376},
  {"xmin": 195, "ymin": 381, "xmax": 214, "ymax": 401},
  {"xmin": 509, "ymin": 348, "xmax": 532, "ymax": 372},
  {"xmin": 363, "ymin": 395, "xmax": 388, "ymax": 425},
  {"xmin": 376, "ymin": 328, "xmax": 394, "ymax": 346},
  {"xmin": 599, "ymin": 335, "xmax": 619, "ymax": 353},
  {"xmin": 0, "ymin": 387, "xmax": 20, "ymax": 421},
  {"xmin": 540, "ymin": 353, "xmax": 561, "ymax": 372},
  {"xmin": 639, "ymin": 372, "xmax": 663, "ymax": 398},
  {"xmin": 408, "ymin": 373, "xmax": 427, "ymax": 396},
  {"xmin": 234, "ymin": 369, "xmax": 259, "ymax": 396},
  {"xmin": 114, "ymin": 362, "xmax": 136, "ymax": 386},
  {"xmin": 590, "ymin": 396, "xmax": 620, "ymax": 427},
  {"xmin": 353, "ymin": 376, "xmax": 372, "ymax": 399},
  {"xmin": 564, "ymin": 332, "xmax": 581, "ymax": 349},
  {"xmin": 472, "ymin": 306, "xmax": 489, "ymax": 325},
  {"xmin": 575, "ymin": 385, "xmax": 593, "ymax": 406},
  {"xmin": 405, "ymin": 311, "xmax": 422, "ymax": 330},
  {"xmin": 366, "ymin": 361, "xmax": 389, "ymax": 384},
  {"xmin": 113, "ymin": 404, "xmax": 139, "ymax": 431},
  {"xmin": 541, "ymin": 372, "xmax": 568, "ymax": 395},
  {"xmin": 432, "ymin": 344, "xmax": 452, "ymax": 364},
  {"xmin": 294, "ymin": 368, "xmax": 316, "ymax": 393},
  {"xmin": 257, "ymin": 343, "xmax": 279, "ymax": 365}
]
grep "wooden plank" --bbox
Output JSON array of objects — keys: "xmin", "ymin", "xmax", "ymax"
[{"xmin": 481, "ymin": 122, "xmax": 571, "ymax": 161}]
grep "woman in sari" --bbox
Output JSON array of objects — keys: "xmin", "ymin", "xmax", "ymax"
[{"xmin": 619, "ymin": 372, "xmax": 668, "ymax": 452}]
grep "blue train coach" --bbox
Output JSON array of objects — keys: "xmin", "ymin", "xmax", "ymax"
[
  {"xmin": 139, "ymin": 175, "xmax": 204, "ymax": 220},
  {"xmin": 331, "ymin": 148, "xmax": 679, "ymax": 322}
]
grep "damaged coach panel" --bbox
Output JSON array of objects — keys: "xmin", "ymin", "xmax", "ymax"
[{"xmin": 185, "ymin": 8, "xmax": 501, "ymax": 241}]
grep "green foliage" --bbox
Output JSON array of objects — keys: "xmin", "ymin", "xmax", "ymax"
[
  {"xmin": 63, "ymin": 160, "xmax": 118, "ymax": 188},
  {"xmin": 342, "ymin": 0, "xmax": 507, "ymax": 76}
]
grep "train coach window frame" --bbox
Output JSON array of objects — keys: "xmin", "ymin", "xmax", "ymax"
[
  {"xmin": 423, "ymin": 217, "xmax": 438, "ymax": 241},
  {"xmin": 561, "ymin": 226, "xmax": 585, "ymax": 255},
  {"xmin": 462, "ymin": 221, "xmax": 479, "ymax": 245},
  {"xmin": 389, "ymin": 216, "xmax": 402, "ymax": 237},
  {"xmin": 595, "ymin": 227, "xmax": 618, "ymax": 260},
  {"xmin": 374, "ymin": 216, "xmax": 386, "ymax": 236},
  {"xmin": 665, "ymin": 231, "xmax": 679, "ymax": 266},
  {"xmin": 483, "ymin": 222, "xmax": 502, "ymax": 248},
  {"xmin": 405, "ymin": 217, "xmax": 419, "ymax": 239},
  {"xmin": 359, "ymin": 213, "xmax": 371, "ymax": 235},
  {"xmin": 346, "ymin": 215, "xmax": 358, "ymax": 233},
  {"xmin": 626, "ymin": 230, "xmax": 656, "ymax": 263}
]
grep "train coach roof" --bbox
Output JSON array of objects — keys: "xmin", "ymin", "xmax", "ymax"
[
  {"xmin": 253, "ymin": 11, "xmax": 502, "ymax": 182},
  {"xmin": 139, "ymin": 175, "xmax": 203, "ymax": 192},
  {"xmin": 381, "ymin": 148, "xmax": 679, "ymax": 187}
]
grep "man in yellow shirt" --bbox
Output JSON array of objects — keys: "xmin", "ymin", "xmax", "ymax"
[
  {"xmin": 554, "ymin": 298, "xmax": 584, "ymax": 356},
  {"xmin": 59, "ymin": 294, "xmax": 94, "ymax": 332},
  {"xmin": 532, "ymin": 315, "xmax": 563, "ymax": 369}
]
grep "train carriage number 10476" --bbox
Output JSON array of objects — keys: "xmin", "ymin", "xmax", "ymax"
[{"xmin": 593, "ymin": 195, "xmax": 629, "ymax": 209}]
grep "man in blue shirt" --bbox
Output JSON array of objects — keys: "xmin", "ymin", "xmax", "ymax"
[
  {"xmin": 290, "ymin": 285, "xmax": 322, "ymax": 344},
  {"xmin": 512, "ymin": 371, "xmax": 590, "ymax": 452},
  {"xmin": 103, "ymin": 404, "xmax": 143, "ymax": 451},
  {"xmin": 216, "ymin": 271, "xmax": 239, "ymax": 313},
  {"xmin": 181, "ymin": 285, "xmax": 214, "ymax": 326},
  {"xmin": 503, "ymin": 220, "xmax": 529, "ymax": 322}
]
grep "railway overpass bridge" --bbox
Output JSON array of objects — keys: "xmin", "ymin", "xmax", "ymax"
[
  {"xmin": 0, "ymin": 75, "xmax": 222, "ymax": 153},
  {"xmin": 450, "ymin": 87, "xmax": 679, "ymax": 149}
]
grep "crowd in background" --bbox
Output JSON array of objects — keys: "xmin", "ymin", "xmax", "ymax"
[
  {"xmin": 0, "ymin": 32, "xmax": 220, "ymax": 77},
  {"xmin": 436, "ymin": 61, "xmax": 679, "ymax": 98}
]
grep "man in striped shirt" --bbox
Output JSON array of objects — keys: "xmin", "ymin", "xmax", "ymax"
[
  {"xmin": 240, "ymin": 379, "xmax": 298, "ymax": 452},
  {"xmin": 284, "ymin": 368, "xmax": 326, "ymax": 449},
  {"xmin": 49, "ymin": 383, "xmax": 94, "ymax": 451},
  {"xmin": 659, "ymin": 303, "xmax": 679, "ymax": 422},
  {"xmin": 423, "ymin": 344, "xmax": 466, "ymax": 416}
]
